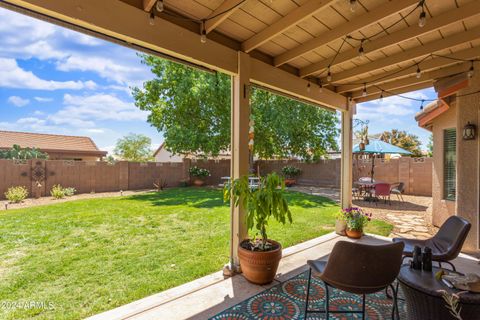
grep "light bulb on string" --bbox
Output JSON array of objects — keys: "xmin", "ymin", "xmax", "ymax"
[
  {"xmin": 149, "ymin": 11, "xmax": 155, "ymax": 26},
  {"xmin": 307, "ymin": 82, "xmax": 311, "ymax": 93},
  {"xmin": 362, "ymin": 83, "xmax": 367, "ymax": 97},
  {"xmin": 420, "ymin": 99, "xmax": 425, "ymax": 111},
  {"xmin": 200, "ymin": 21, "xmax": 207, "ymax": 43},
  {"xmin": 327, "ymin": 66, "xmax": 332, "ymax": 82},
  {"xmin": 380, "ymin": 91, "xmax": 384, "ymax": 102},
  {"xmin": 416, "ymin": 65, "xmax": 422, "ymax": 79},
  {"xmin": 155, "ymin": 0, "xmax": 164, "ymax": 12},
  {"xmin": 358, "ymin": 40, "xmax": 365, "ymax": 57},
  {"xmin": 418, "ymin": 3, "xmax": 427, "ymax": 28},
  {"xmin": 349, "ymin": 0, "xmax": 358, "ymax": 12},
  {"xmin": 318, "ymin": 80, "xmax": 323, "ymax": 93},
  {"xmin": 468, "ymin": 61, "xmax": 475, "ymax": 79}
]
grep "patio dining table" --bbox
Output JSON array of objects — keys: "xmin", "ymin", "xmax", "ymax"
[{"xmin": 354, "ymin": 180, "xmax": 389, "ymax": 202}]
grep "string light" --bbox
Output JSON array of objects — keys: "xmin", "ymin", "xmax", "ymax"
[
  {"xmin": 416, "ymin": 65, "xmax": 422, "ymax": 79},
  {"xmin": 362, "ymin": 83, "xmax": 367, "ymax": 97},
  {"xmin": 380, "ymin": 90, "xmax": 384, "ymax": 102},
  {"xmin": 327, "ymin": 66, "xmax": 332, "ymax": 82},
  {"xmin": 149, "ymin": 11, "xmax": 155, "ymax": 26},
  {"xmin": 318, "ymin": 79, "xmax": 323, "ymax": 93},
  {"xmin": 418, "ymin": 1, "xmax": 427, "ymax": 28},
  {"xmin": 420, "ymin": 99, "xmax": 425, "ymax": 110},
  {"xmin": 468, "ymin": 61, "xmax": 475, "ymax": 79},
  {"xmin": 349, "ymin": 0, "xmax": 358, "ymax": 12},
  {"xmin": 307, "ymin": 82, "xmax": 311, "ymax": 93},
  {"xmin": 155, "ymin": 0, "xmax": 164, "ymax": 12},
  {"xmin": 200, "ymin": 21, "xmax": 207, "ymax": 43},
  {"xmin": 358, "ymin": 40, "xmax": 365, "ymax": 57}
]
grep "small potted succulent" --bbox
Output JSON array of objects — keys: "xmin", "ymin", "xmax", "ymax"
[
  {"xmin": 189, "ymin": 166, "xmax": 210, "ymax": 186},
  {"xmin": 281, "ymin": 165, "xmax": 302, "ymax": 187},
  {"xmin": 339, "ymin": 207, "xmax": 372, "ymax": 239},
  {"xmin": 224, "ymin": 173, "xmax": 292, "ymax": 284}
]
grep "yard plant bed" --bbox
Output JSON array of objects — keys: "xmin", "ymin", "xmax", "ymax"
[{"xmin": 0, "ymin": 188, "xmax": 392, "ymax": 320}]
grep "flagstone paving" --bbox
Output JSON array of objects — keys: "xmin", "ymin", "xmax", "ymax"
[{"xmin": 290, "ymin": 186, "xmax": 435, "ymax": 240}]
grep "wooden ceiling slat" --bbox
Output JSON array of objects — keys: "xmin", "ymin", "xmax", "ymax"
[
  {"xmin": 274, "ymin": 0, "xmax": 420, "ymax": 67},
  {"xmin": 324, "ymin": 25, "xmax": 480, "ymax": 83},
  {"xmin": 242, "ymin": 0, "xmax": 336, "ymax": 52},
  {"xmin": 205, "ymin": 0, "xmax": 247, "ymax": 33},
  {"xmin": 336, "ymin": 46, "xmax": 480, "ymax": 93},
  {"xmin": 299, "ymin": 2, "xmax": 480, "ymax": 77}
]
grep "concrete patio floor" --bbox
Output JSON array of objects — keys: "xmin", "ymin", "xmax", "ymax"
[{"xmin": 88, "ymin": 232, "xmax": 479, "ymax": 320}]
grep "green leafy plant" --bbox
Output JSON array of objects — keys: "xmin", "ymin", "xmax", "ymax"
[
  {"xmin": 339, "ymin": 207, "xmax": 371, "ymax": 231},
  {"xmin": 189, "ymin": 166, "xmax": 210, "ymax": 178},
  {"xmin": 281, "ymin": 166, "xmax": 302, "ymax": 179},
  {"xmin": 224, "ymin": 173, "xmax": 292, "ymax": 251},
  {"xmin": 0, "ymin": 144, "xmax": 48, "ymax": 160},
  {"xmin": 63, "ymin": 187, "xmax": 76, "ymax": 197},
  {"xmin": 51, "ymin": 184, "xmax": 66, "ymax": 199},
  {"xmin": 4, "ymin": 186, "xmax": 28, "ymax": 203}
]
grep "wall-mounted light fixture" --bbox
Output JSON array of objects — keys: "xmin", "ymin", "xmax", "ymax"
[{"xmin": 463, "ymin": 122, "xmax": 476, "ymax": 140}]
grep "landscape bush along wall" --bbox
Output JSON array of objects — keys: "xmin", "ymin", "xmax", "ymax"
[{"xmin": 0, "ymin": 157, "xmax": 432, "ymax": 200}]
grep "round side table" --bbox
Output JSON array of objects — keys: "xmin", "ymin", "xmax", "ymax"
[{"xmin": 397, "ymin": 265, "xmax": 480, "ymax": 320}]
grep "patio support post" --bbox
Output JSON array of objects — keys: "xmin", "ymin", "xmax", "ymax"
[
  {"xmin": 229, "ymin": 51, "xmax": 250, "ymax": 273},
  {"xmin": 341, "ymin": 99, "xmax": 354, "ymax": 209}
]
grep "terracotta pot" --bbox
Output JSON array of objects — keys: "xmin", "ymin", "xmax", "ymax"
[
  {"xmin": 346, "ymin": 228, "xmax": 363, "ymax": 239},
  {"xmin": 285, "ymin": 179, "xmax": 296, "ymax": 187},
  {"xmin": 238, "ymin": 239, "xmax": 282, "ymax": 285},
  {"xmin": 335, "ymin": 219, "xmax": 347, "ymax": 236},
  {"xmin": 192, "ymin": 178, "xmax": 205, "ymax": 186}
]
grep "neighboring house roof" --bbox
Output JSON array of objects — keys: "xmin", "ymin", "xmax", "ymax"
[{"xmin": 0, "ymin": 130, "xmax": 107, "ymax": 156}]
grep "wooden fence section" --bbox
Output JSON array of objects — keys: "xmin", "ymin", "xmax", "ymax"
[
  {"xmin": 353, "ymin": 157, "xmax": 433, "ymax": 196},
  {"xmin": 0, "ymin": 157, "xmax": 432, "ymax": 200}
]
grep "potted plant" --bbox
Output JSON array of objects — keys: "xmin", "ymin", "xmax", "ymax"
[
  {"xmin": 340, "ymin": 207, "xmax": 372, "ymax": 239},
  {"xmin": 224, "ymin": 173, "xmax": 292, "ymax": 284},
  {"xmin": 189, "ymin": 166, "xmax": 210, "ymax": 186},
  {"xmin": 281, "ymin": 165, "xmax": 302, "ymax": 187}
]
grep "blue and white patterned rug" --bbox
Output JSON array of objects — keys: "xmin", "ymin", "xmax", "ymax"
[{"xmin": 210, "ymin": 271, "xmax": 406, "ymax": 319}]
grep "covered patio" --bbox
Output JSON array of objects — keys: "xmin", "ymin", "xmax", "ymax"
[{"xmin": 1, "ymin": 0, "xmax": 479, "ymax": 319}]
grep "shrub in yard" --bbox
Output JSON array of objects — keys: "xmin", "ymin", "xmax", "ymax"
[
  {"xmin": 63, "ymin": 187, "xmax": 76, "ymax": 197},
  {"xmin": 51, "ymin": 184, "xmax": 66, "ymax": 199},
  {"xmin": 281, "ymin": 166, "xmax": 302, "ymax": 178},
  {"xmin": 4, "ymin": 186, "xmax": 28, "ymax": 203},
  {"xmin": 188, "ymin": 166, "xmax": 210, "ymax": 178}
]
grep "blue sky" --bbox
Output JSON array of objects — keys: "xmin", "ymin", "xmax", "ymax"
[{"xmin": 0, "ymin": 7, "xmax": 434, "ymax": 154}]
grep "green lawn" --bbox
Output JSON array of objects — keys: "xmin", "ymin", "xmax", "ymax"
[{"xmin": 0, "ymin": 188, "xmax": 392, "ymax": 319}]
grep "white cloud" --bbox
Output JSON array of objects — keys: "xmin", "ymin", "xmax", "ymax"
[
  {"xmin": 34, "ymin": 97, "xmax": 54, "ymax": 102},
  {"xmin": 8, "ymin": 96, "xmax": 30, "ymax": 107},
  {"xmin": 0, "ymin": 58, "xmax": 96, "ymax": 90},
  {"xmin": 42, "ymin": 93, "xmax": 148, "ymax": 128}
]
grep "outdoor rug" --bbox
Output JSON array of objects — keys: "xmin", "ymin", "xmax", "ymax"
[{"xmin": 210, "ymin": 271, "xmax": 406, "ymax": 319}]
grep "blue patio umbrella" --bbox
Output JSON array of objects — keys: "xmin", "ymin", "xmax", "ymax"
[{"xmin": 353, "ymin": 139, "xmax": 412, "ymax": 182}]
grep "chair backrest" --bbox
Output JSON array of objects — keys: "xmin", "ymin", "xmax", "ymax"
[
  {"xmin": 392, "ymin": 182, "xmax": 405, "ymax": 193},
  {"xmin": 374, "ymin": 183, "xmax": 391, "ymax": 196},
  {"xmin": 432, "ymin": 216, "xmax": 471, "ymax": 260},
  {"xmin": 359, "ymin": 177, "xmax": 374, "ymax": 183},
  {"xmin": 321, "ymin": 241, "xmax": 404, "ymax": 294}
]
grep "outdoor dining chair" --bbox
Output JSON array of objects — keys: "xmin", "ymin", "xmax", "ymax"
[
  {"xmin": 370, "ymin": 183, "xmax": 391, "ymax": 205},
  {"xmin": 305, "ymin": 241, "xmax": 404, "ymax": 320},
  {"xmin": 393, "ymin": 216, "xmax": 471, "ymax": 271},
  {"xmin": 390, "ymin": 182, "xmax": 405, "ymax": 202}
]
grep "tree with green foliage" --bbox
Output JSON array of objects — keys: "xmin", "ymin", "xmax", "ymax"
[
  {"xmin": 380, "ymin": 129, "xmax": 423, "ymax": 157},
  {"xmin": 0, "ymin": 144, "xmax": 48, "ymax": 159},
  {"xmin": 132, "ymin": 56, "xmax": 339, "ymax": 161},
  {"xmin": 427, "ymin": 134, "xmax": 433, "ymax": 157},
  {"xmin": 113, "ymin": 133, "xmax": 153, "ymax": 162}
]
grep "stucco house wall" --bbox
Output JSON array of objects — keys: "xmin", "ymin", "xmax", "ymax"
[{"xmin": 430, "ymin": 103, "xmax": 457, "ymax": 227}]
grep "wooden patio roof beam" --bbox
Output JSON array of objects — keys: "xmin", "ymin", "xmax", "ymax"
[
  {"xmin": 350, "ymin": 62, "xmax": 471, "ymax": 99},
  {"xmin": 205, "ymin": 0, "xmax": 245, "ymax": 34},
  {"xmin": 325, "ymin": 26, "xmax": 480, "ymax": 84},
  {"xmin": 0, "ymin": 0, "xmax": 348, "ymax": 111},
  {"xmin": 336, "ymin": 46, "xmax": 480, "ymax": 93},
  {"xmin": 242, "ymin": 0, "xmax": 335, "ymax": 53},
  {"xmin": 354, "ymin": 82, "xmax": 434, "ymax": 103},
  {"xmin": 142, "ymin": 0, "xmax": 156, "ymax": 12},
  {"xmin": 274, "ymin": 0, "xmax": 419, "ymax": 67},
  {"xmin": 300, "ymin": 1, "xmax": 480, "ymax": 78}
]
